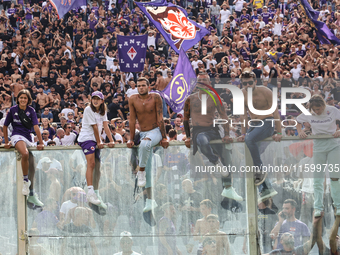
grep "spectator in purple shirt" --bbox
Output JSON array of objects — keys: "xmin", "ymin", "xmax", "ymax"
[
  {"xmin": 261, "ymin": 6, "xmax": 271, "ymax": 24},
  {"xmin": 88, "ymin": 13, "xmax": 98, "ymax": 33},
  {"xmin": 87, "ymin": 52, "xmax": 100, "ymax": 72},
  {"xmin": 270, "ymin": 199, "xmax": 310, "ymax": 250},
  {"xmin": 3, "ymin": 89, "xmax": 45, "ymax": 208}
]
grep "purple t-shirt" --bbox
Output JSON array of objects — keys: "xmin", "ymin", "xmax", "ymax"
[
  {"xmin": 7, "ymin": 8, "xmax": 16, "ymax": 16},
  {"xmin": 4, "ymin": 105, "xmax": 39, "ymax": 142},
  {"xmin": 26, "ymin": 7, "xmax": 33, "ymax": 19},
  {"xmin": 88, "ymin": 19, "xmax": 97, "ymax": 33},
  {"xmin": 277, "ymin": 220, "xmax": 310, "ymax": 249},
  {"xmin": 261, "ymin": 12, "xmax": 271, "ymax": 24}
]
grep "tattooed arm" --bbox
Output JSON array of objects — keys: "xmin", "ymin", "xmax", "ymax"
[{"xmin": 155, "ymin": 94, "xmax": 169, "ymax": 148}]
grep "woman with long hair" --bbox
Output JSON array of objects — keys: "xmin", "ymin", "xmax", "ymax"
[
  {"xmin": 78, "ymin": 91, "xmax": 114, "ymax": 208},
  {"xmin": 40, "ymin": 117, "xmax": 55, "ymax": 140},
  {"xmin": 3, "ymin": 89, "xmax": 44, "ymax": 207},
  {"xmin": 297, "ymin": 94, "xmax": 340, "ymax": 217}
]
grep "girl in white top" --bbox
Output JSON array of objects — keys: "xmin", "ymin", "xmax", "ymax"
[
  {"xmin": 296, "ymin": 95, "xmax": 340, "ymax": 217},
  {"xmin": 78, "ymin": 91, "xmax": 115, "ymax": 208}
]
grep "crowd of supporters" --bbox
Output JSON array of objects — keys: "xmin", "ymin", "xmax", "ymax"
[{"xmin": 1, "ymin": 0, "xmax": 340, "ymax": 144}]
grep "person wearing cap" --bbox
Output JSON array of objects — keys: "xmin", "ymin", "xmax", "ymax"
[
  {"xmin": 78, "ymin": 91, "xmax": 115, "ymax": 209},
  {"xmin": 3, "ymin": 89, "xmax": 44, "ymax": 207},
  {"xmin": 113, "ymin": 231, "xmax": 142, "ymax": 255},
  {"xmin": 87, "ymin": 52, "xmax": 100, "ymax": 73},
  {"xmin": 127, "ymin": 77, "xmax": 169, "ymax": 212}
]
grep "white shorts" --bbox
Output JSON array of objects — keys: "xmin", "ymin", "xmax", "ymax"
[{"xmin": 11, "ymin": 135, "xmax": 34, "ymax": 147}]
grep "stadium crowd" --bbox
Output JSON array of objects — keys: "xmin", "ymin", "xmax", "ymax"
[{"xmin": 1, "ymin": 0, "xmax": 340, "ymax": 254}]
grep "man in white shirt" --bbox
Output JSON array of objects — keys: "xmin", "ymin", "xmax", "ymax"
[
  {"xmin": 61, "ymin": 123, "xmax": 77, "ymax": 146},
  {"xmin": 126, "ymin": 81, "xmax": 138, "ymax": 98},
  {"xmin": 104, "ymin": 50, "xmax": 115, "ymax": 71},
  {"xmin": 219, "ymin": 4, "xmax": 231, "ymax": 26},
  {"xmin": 290, "ymin": 61, "xmax": 302, "ymax": 82},
  {"xmin": 113, "ymin": 231, "xmax": 141, "ymax": 255},
  {"xmin": 191, "ymin": 55, "xmax": 203, "ymax": 70},
  {"xmin": 147, "ymin": 30, "xmax": 156, "ymax": 48},
  {"xmin": 53, "ymin": 128, "xmax": 65, "ymax": 146}
]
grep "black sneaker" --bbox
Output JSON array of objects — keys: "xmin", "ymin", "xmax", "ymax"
[
  {"xmin": 258, "ymin": 188, "xmax": 278, "ymax": 203},
  {"xmin": 254, "ymin": 171, "xmax": 267, "ymax": 186}
]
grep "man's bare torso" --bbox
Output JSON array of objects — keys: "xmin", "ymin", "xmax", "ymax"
[
  {"xmin": 190, "ymin": 93, "xmax": 218, "ymax": 127},
  {"xmin": 243, "ymin": 86, "xmax": 274, "ymax": 120},
  {"xmin": 130, "ymin": 93, "xmax": 159, "ymax": 132}
]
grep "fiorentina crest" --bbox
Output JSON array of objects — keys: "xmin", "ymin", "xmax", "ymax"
[{"xmin": 127, "ymin": 47, "xmax": 137, "ymax": 61}]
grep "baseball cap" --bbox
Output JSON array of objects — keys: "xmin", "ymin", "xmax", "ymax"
[
  {"xmin": 91, "ymin": 91, "xmax": 104, "ymax": 100},
  {"xmin": 120, "ymin": 231, "xmax": 132, "ymax": 240},
  {"xmin": 89, "ymin": 52, "xmax": 94, "ymax": 55}
]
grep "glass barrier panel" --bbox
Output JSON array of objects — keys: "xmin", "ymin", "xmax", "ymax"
[
  {"xmin": 0, "ymin": 151, "xmax": 18, "ymax": 255},
  {"xmin": 26, "ymin": 144, "xmax": 250, "ymax": 255}
]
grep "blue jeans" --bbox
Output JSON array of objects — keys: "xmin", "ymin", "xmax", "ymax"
[
  {"xmin": 139, "ymin": 127, "xmax": 162, "ymax": 188},
  {"xmin": 196, "ymin": 129, "xmax": 232, "ymax": 186},
  {"xmin": 245, "ymin": 118, "xmax": 274, "ymax": 191}
]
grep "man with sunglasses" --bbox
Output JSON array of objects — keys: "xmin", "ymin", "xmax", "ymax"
[
  {"xmin": 237, "ymin": 71, "xmax": 281, "ymax": 202},
  {"xmin": 41, "ymin": 130, "xmax": 51, "ymax": 146},
  {"xmin": 61, "ymin": 123, "xmax": 77, "ymax": 146}
]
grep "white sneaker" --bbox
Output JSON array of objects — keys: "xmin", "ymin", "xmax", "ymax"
[
  {"xmin": 221, "ymin": 187, "xmax": 243, "ymax": 201},
  {"xmin": 97, "ymin": 194, "xmax": 108, "ymax": 210},
  {"xmin": 87, "ymin": 190, "xmax": 101, "ymax": 205},
  {"xmin": 143, "ymin": 199, "xmax": 158, "ymax": 212},
  {"xmin": 137, "ymin": 171, "xmax": 146, "ymax": 187},
  {"xmin": 22, "ymin": 180, "xmax": 31, "ymax": 196}
]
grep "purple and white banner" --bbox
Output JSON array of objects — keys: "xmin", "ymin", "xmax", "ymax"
[{"xmin": 117, "ymin": 34, "xmax": 147, "ymax": 73}]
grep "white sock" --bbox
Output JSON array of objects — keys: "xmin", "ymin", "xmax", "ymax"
[{"xmin": 88, "ymin": 185, "xmax": 94, "ymax": 193}]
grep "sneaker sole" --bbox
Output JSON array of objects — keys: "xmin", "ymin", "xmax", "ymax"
[
  {"xmin": 221, "ymin": 190, "xmax": 243, "ymax": 201},
  {"xmin": 254, "ymin": 172, "xmax": 268, "ymax": 186},
  {"xmin": 258, "ymin": 190, "xmax": 278, "ymax": 203}
]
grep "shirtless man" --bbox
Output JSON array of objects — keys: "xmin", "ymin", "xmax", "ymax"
[
  {"xmin": 32, "ymin": 62, "xmax": 41, "ymax": 75},
  {"xmin": 29, "ymin": 30, "xmax": 41, "ymax": 48},
  {"xmin": 127, "ymin": 77, "xmax": 169, "ymax": 212},
  {"xmin": 36, "ymin": 88, "xmax": 50, "ymax": 110},
  {"xmin": 90, "ymin": 70, "xmax": 103, "ymax": 89},
  {"xmin": 164, "ymin": 70, "xmax": 172, "ymax": 85},
  {"xmin": 194, "ymin": 199, "xmax": 214, "ymax": 254},
  {"xmin": 11, "ymin": 68, "xmax": 21, "ymax": 83},
  {"xmin": 60, "ymin": 73, "xmax": 70, "ymax": 90},
  {"xmin": 154, "ymin": 71, "xmax": 168, "ymax": 91},
  {"xmin": 203, "ymin": 214, "xmax": 231, "ymax": 255},
  {"xmin": 184, "ymin": 73, "xmax": 242, "ymax": 201},
  {"xmin": 10, "ymin": 81, "xmax": 24, "ymax": 100},
  {"xmin": 237, "ymin": 71, "xmax": 281, "ymax": 202}
]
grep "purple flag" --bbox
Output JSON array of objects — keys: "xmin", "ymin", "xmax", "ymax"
[
  {"xmin": 49, "ymin": 0, "xmax": 86, "ymax": 19},
  {"xmin": 136, "ymin": 0, "xmax": 210, "ymax": 53},
  {"xmin": 117, "ymin": 34, "xmax": 147, "ymax": 73},
  {"xmin": 157, "ymin": 49, "xmax": 196, "ymax": 113}
]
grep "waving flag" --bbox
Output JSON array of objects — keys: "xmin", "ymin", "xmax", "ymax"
[
  {"xmin": 156, "ymin": 49, "xmax": 196, "ymax": 112},
  {"xmin": 300, "ymin": 0, "xmax": 340, "ymax": 45},
  {"xmin": 49, "ymin": 0, "xmax": 86, "ymax": 19},
  {"xmin": 117, "ymin": 34, "xmax": 148, "ymax": 72},
  {"xmin": 136, "ymin": 0, "xmax": 210, "ymax": 53}
]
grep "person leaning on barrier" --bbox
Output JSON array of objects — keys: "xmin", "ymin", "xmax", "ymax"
[
  {"xmin": 113, "ymin": 231, "xmax": 142, "ymax": 255},
  {"xmin": 3, "ymin": 89, "xmax": 44, "ymax": 207}
]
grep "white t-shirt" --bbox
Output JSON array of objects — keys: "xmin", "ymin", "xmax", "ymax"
[
  {"xmin": 206, "ymin": 59, "xmax": 217, "ymax": 69},
  {"xmin": 126, "ymin": 88, "xmax": 138, "ymax": 98},
  {"xmin": 114, "ymin": 133, "xmax": 123, "ymax": 142},
  {"xmin": 234, "ymin": 0, "xmax": 245, "ymax": 11},
  {"xmin": 37, "ymin": 158, "xmax": 62, "ymax": 171},
  {"xmin": 147, "ymin": 35, "xmax": 156, "ymax": 48},
  {"xmin": 53, "ymin": 137, "xmax": 62, "ymax": 146},
  {"xmin": 60, "ymin": 132, "xmax": 77, "ymax": 146},
  {"xmin": 78, "ymin": 106, "xmax": 108, "ymax": 143},
  {"xmin": 61, "ymin": 108, "xmax": 74, "ymax": 117},
  {"xmin": 106, "ymin": 56, "xmax": 115, "ymax": 71},
  {"xmin": 60, "ymin": 200, "xmax": 77, "ymax": 218},
  {"xmin": 192, "ymin": 60, "xmax": 203, "ymax": 70},
  {"xmin": 296, "ymin": 105, "xmax": 340, "ymax": 135},
  {"xmin": 220, "ymin": 9, "xmax": 231, "ymax": 24},
  {"xmin": 290, "ymin": 64, "xmax": 302, "ymax": 81}
]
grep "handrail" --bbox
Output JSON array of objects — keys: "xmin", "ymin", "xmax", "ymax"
[{"xmin": 0, "ymin": 134, "xmax": 336, "ymax": 151}]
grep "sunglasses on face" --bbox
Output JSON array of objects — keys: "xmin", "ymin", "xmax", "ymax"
[{"xmin": 243, "ymin": 81, "xmax": 254, "ymax": 86}]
